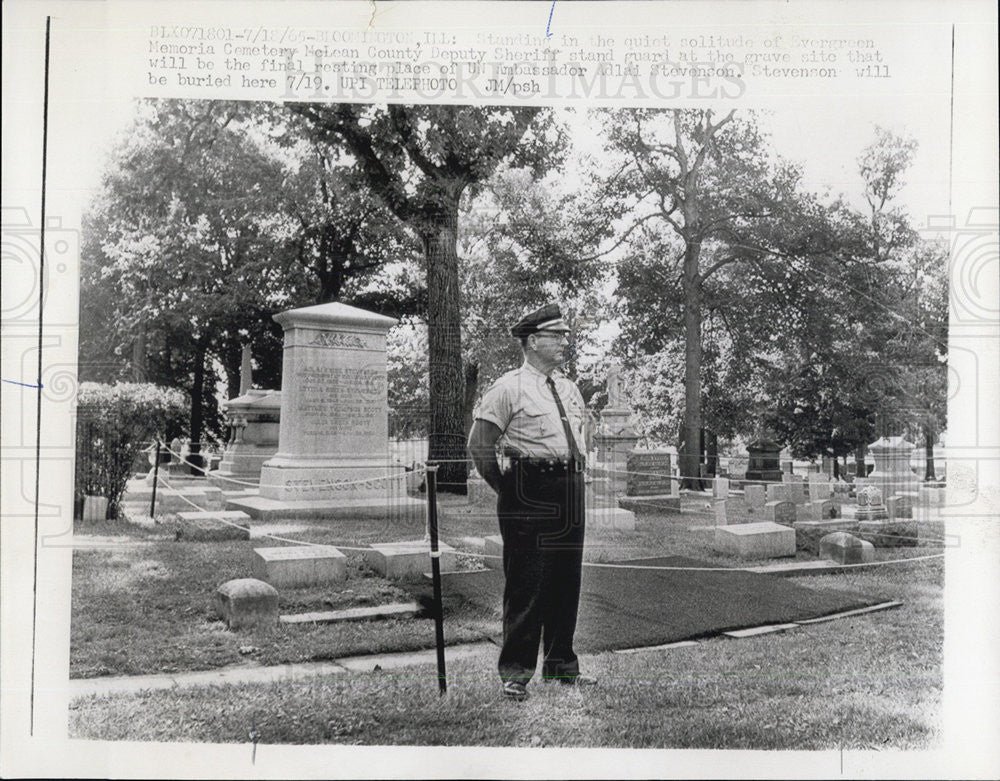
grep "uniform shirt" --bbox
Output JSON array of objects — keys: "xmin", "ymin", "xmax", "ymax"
[{"xmin": 474, "ymin": 361, "xmax": 586, "ymax": 459}]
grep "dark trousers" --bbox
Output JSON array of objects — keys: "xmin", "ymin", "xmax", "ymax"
[{"xmin": 496, "ymin": 465, "xmax": 586, "ymax": 684}]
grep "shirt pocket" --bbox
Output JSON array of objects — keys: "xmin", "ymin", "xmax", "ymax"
[{"xmin": 518, "ymin": 398, "xmax": 552, "ymax": 440}]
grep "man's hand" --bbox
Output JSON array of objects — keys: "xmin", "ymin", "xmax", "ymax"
[{"xmin": 467, "ymin": 420, "xmax": 504, "ymax": 494}]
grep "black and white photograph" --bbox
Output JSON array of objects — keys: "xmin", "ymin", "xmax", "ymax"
[{"xmin": 1, "ymin": 1, "xmax": 997, "ymax": 778}]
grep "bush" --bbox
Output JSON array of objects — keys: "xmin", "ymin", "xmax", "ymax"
[{"xmin": 74, "ymin": 382, "xmax": 188, "ymax": 518}]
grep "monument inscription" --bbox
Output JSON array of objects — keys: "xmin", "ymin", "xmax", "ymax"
[{"xmin": 627, "ymin": 450, "xmax": 673, "ymax": 496}]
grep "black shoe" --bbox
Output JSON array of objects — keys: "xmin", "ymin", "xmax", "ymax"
[{"xmin": 501, "ymin": 681, "xmax": 529, "ymax": 701}]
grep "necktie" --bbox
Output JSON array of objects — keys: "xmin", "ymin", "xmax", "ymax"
[{"xmin": 545, "ymin": 376, "xmax": 583, "ymax": 463}]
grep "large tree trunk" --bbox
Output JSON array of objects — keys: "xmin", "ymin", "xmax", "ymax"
[
  {"xmin": 423, "ymin": 201, "xmax": 468, "ymax": 494},
  {"xmin": 189, "ymin": 339, "xmax": 207, "ymax": 473},
  {"xmin": 854, "ymin": 441, "xmax": 867, "ymax": 478},
  {"xmin": 924, "ymin": 426, "xmax": 936, "ymax": 481},
  {"xmin": 680, "ymin": 240, "xmax": 703, "ymax": 489}
]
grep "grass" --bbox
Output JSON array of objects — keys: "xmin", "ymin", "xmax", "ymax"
[
  {"xmin": 68, "ymin": 488, "xmax": 944, "ymax": 748},
  {"xmin": 69, "ymin": 557, "xmax": 943, "ymax": 748}
]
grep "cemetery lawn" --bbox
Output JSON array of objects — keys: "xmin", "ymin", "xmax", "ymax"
[
  {"xmin": 70, "ymin": 494, "xmax": 944, "ymax": 748},
  {"xmin": 70, "ymin": 557, "xmax": 942, "ymax": 748}
]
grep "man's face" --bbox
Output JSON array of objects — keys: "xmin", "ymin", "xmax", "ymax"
[{"xmin": 530, "ymin": 330, "xmax": 570, "ymax": 367}]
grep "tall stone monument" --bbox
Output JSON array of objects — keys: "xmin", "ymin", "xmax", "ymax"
[
  {"xmin": 227, "ymin": 302, "xmax": 423, "ymax": 521},
  {"xmin": 868, "ymin": 435, "xmax": 918, "ymax": 500},
  {"xmin": 593, "ymin": 361, "xmax": 639, "ymax": 493}
]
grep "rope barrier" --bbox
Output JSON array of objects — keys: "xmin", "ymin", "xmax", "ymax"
[
  {"xmin": 149, "ymin": 474, "xmax": 946, "ymax": 573},
  {"xmin": 158, "ymin": 444, "xmax": 423, "ymax": 490}
]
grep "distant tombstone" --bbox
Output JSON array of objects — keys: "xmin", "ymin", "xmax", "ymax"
[
  {"xmin": 745, "ymin": 438, "xmax": 782, "ymax": 482},
  {"xmin": 781, "ymin": 460, "xmax": 794, "ymax": 475},
  {"xmin": 766, "ymin": 484, "xmax": 792, "ymax": 503},
  {"xmin": 714, "ymin": 499, "xmax": 728, "ymax": 525},
  {"xmin": 886, "ymin": 494, "xmax": 914, "ymax": 521},
  {"xmin": 820, "ymin": 532, "xmax": 875, "ymax": 565},
  {"xmin": 626, "ymin": 450, "xmax": 673, "ymax": 496},
  {"xmin": 805, "ymin": 499, "xmax": 836, "ymax": 521},
  {"xmin": 855, "ymin": 484, "xmax": 888, "ymax": 521},
  {"xmin": 744, "ymin": 484, "xmax": 766, "ymax": 510},
  {"xmin": 765, "ymin": 500, "xmax": 796, "ymax": 525},
  {"xmin": 728, "ymin": 455, "xmax": 749, "ymax": 479},
  {"xmin": 713, "ymin": 477, "xmax": 730, "ymax": 499},
  {"xmin": 808, "ymin": 481, "xmax": 834, "ymax": 502},
  {"xmin": 169, "ymin": 436, "xmax": 184, "ymax": 463}
]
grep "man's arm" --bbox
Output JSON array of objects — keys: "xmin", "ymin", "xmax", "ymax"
[{"xmin": 467, "ymin": 419, "xmax": 504, "ymax": 494}]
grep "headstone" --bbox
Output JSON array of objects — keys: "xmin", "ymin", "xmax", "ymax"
[
  {"xmin": 172, "ymin": 510, "xmax": 252, "ymax": 542},
  {"xmin": 819, "ymin": 532, "xmax": 875, "ymax": 564},
  {"xmin": 744, "ymin": 484, "xmax": 766, "ymax": 511},
  {"xmin": 808, "ymin": 480, "xmax": 833, "ymax": 502},
  {"xmin": 714, "ymin": 500, "xmax": 727, "ymax": 525},
  {"xmin": 886, "ymin": 494, "xmax": 914, "ymax": 520},
  {"xmin": 484, "ymin": 535, "xmax": 504, "ymax": 569},
  {"xmin": 781, "ymin": 460, "xmax": 794, "ymax": 475},
  {"xmin": 766, "ymin": 484, "xmax": 792, "ymax": 503},
  {"xmin": 365, "ymin": 540, "xmax": 458, "ymax": 580},
  {"xmin": 785, "ymin": 481, "xmax": 807, "ymax": 505},
  {"xmin": 714, "ymin": 522, "xmax": 796, "ymax": 558},
  {"xmin": 228, "ymin": 303, "xmax": 423, "ymax": 521},
  {"xmin": 855, "ymin": 484, "xmax": 888, "ymax": 521},
  {"xmin": 214, "ymin": 578, "xmax": 279, "ymax": 630},
  {"xmin": 712, "ymin": 477, "xmax": 730, "ymax": 499},
  {"xmin": 764, "ymin": 500, "xmax": 796, "ymax": 525},
  {"xmin": 802, "ymin": 499, "xmax": 836, "ymax": 521},
  {"xmin": 253, "ymin": 545, "xmax": 347, "ymax": 588},
  {"xmin": 626, "ymin": 450, "xmax": 673, "ymax": 496},
  {"xmin": 745, "ymin": 438, "xmax": 782, "ymax": 482},
  {"xmin": 793, "ymin": 519, "xmax": 859, "ymax": 554},
  {"xmin": 728, "ymin": 455, "xmax": 749, "ymax": 479}
]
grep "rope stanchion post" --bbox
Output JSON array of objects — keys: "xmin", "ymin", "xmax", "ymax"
[
  {"xmin": 425, "ymin": 462, "xmax": 447, "ymax": 695},
  {"xmin": 149, "ymin": 440, "xmax": 162, "ymax": 518}
]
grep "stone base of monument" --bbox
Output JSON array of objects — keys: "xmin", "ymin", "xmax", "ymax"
[
  {"xmin": 857, "ymin": 520, "xmax": 920, "ymax": 548},
  {"xmin": 484, "ymin": 535, "xmax": 504, "ymax": 569},
  {"xmin": 618, "ymin": 495, "xmax": 682, "ymax": 514},
  {"xmin": 589, "ymin": 506, "xmax": 636, "ymax": 532},
  {"xmin": 170, "ymin": 510, "xmax": 252, "ymax": 542},
  {"xmin": 713, "ymin": 522, "xmax": 796, "ymax": 559},
  {"xmin": 820, "ymin": 532, "xmax": 875, "ymax": 564},
  {"xmin": 225, "ymin": 493, "xmax": 425, "ymax": 522},
  {"xmin": 793, "ymin": 519, "xmax": 859, "ymax": 554},
  {"xmin": 214, "ymin": 578, "xmax": 279, "ymax": 630},
  {"xmin": 364, "ymin": 540, "xmax": 458, "ymax": 580},
  {"xmin": 253, "ymin": 545, "xmax": 347, "ymax": 588}
]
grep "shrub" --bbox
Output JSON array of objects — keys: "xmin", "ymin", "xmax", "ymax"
[{"xmin": 75, "ymin": 382, "xmax": 188, "ymax": 518}]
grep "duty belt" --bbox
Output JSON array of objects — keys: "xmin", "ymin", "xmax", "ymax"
[{"xmin": 508, "ymin": 455, "xmax": 586, "ymax": 474}]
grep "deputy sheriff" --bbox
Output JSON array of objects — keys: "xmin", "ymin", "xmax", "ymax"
[{"xmin": 467, "ymin": 303, "xmax": 597, "ymax": 701}]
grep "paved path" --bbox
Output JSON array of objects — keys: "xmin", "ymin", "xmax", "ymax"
[{"xmin": 68, "ymin": 642, "xmax": 494, "ymax": 699}]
